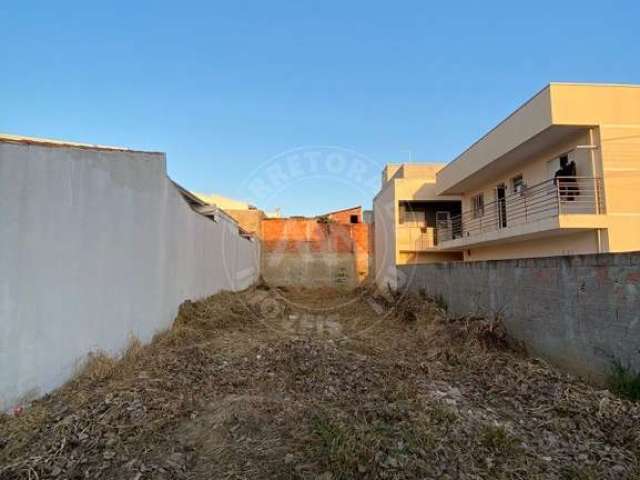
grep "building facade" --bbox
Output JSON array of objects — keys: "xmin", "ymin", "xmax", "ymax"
[
  {"xmin": 373, "ymin": 164, "xmax": 463, "ymax": 289},
  {"xmin": 436, "ymin": 83, "xmax": 640, "ymax": 261},
  {"xmin": 374, "ymin": 83, "xmax": 640, "ymax": 288}
]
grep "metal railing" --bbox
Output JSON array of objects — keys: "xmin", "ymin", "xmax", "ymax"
[
  {"xmin": 397, "ymin": 225, "xmax": 437, "ymax": 251},
  {"xmin": 438, "ymin": 177, "xmax": 603, "ymax": 242}
]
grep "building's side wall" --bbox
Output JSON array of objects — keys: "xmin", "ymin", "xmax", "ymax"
[
  {"xmin": 0, "ymin": 142, "xmax": 260, "ymax": 410},
  {"xmin": 374, "ymin": 177, "xmax": 465, "ymax": 289},
  {"xmin": 382, "ymin": 164, "xmax": 402, "ymax": 183},
  {"xmin": 399, "ymin": 251, "xmax": 463, "ymax": 264},
  {"xmin": 400, "ymin": 252, "xmax": 640, "ymax": 382},
  {"xmin": 396, "ymin": 164, "xmax": 443, "ymax": 181},
  {"xmin": 462, "ymin": 231, "xmax": 599, "ymax": 261},
  {"xmin": 598, "ymin": 125, "xmax": 640, "ymax": 252},
  {"xmin": 454, "ymin": 129, "xmax": 606, "ymax": 261},
  {"xmin": 551, "ymin": 83, "xmax": 640, "ymax": 126},
  {"xmin": 461, "ymin": 130, "xmax": 593, "ymax": 216},
  {"xmin": 373, "ymin": 181, "xmax": 398, "ymax": 290},
  {"xmin": 260, "ymin": 218, "xmax": 370, "ymax": 288},
  {"xmin": 394, "ymin": 178, "xmax": 460, "ymax": 202}
]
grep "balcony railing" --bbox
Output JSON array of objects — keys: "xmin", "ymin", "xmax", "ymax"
[
  {"xmin": 438, "ymin": 177, "xmax": 604, "ymax": 243},
  {"xmin": 397, "ymin": 225, "xmax": 437, "ymax": 251}
]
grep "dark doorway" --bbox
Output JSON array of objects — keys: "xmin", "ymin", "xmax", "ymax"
[{"xmin": 496, "ymin": 184, "xmax": 507, "ymax": 228}]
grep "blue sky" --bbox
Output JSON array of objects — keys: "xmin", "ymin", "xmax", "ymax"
[{"xmin": 2, "ymin": 1, "xmax": 639, "ymax": 215}]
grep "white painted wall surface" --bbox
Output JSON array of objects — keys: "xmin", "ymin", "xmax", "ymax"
[{"xmin": 0, "ymin": 142, "xmax": 260, "ymax": 410}]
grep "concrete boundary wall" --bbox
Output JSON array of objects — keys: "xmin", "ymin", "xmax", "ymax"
[
  {"xmin": 0, "ymin": 141, "xmax": 260, "ymax": 410},
  {"xmin": 399, "ymin": 253, "xmax": 640, "ymax": 381}
]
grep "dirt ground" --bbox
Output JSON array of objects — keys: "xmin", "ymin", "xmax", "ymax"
[{"xmin": 1, "ymin": 285, "xmax": 639, "ymax": 479}]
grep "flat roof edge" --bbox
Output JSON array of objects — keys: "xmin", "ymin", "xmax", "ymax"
[
  {"xmin": 0, "ymin": 133, "xmax": 163, "ymax": 155},
  {"xmin": 440, "ymin": 84, "xmax": 552, "ymax": 175},
  {"xmin": 549, "ymin": 81, "xmax": 640, "ymax": 89}
]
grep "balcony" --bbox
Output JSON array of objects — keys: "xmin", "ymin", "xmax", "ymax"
[
  {"xmin": 437, "ymin": 177, "xmax": 605, "ymax": 248},
  {"xmin": 397, "ymin": 225, "xmax": 437, "ymax": 251}
]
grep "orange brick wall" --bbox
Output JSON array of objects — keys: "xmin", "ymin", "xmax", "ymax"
[
  {"xmin": 261, "ymin": 217, "xmax": 373, "ymax": 284},
  {"xmin": 352, "ymin": 223, "xmax": 373, "ymax": 283}
]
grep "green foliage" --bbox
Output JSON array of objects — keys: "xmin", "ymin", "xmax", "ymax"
[
  {"xmin": 433, "ymin": 293, "xmax": 448, "ymax": 312},
  {"xmin": 479, "ymin": 424, "xmax": 518, "ymax": 454},
  {"xmin": 560, "ymin": 465, "xmax": 598, "ymax": 480},
  {"xmin": 608, "ymin": 362, "xmax": 640, "ymax": 401}
]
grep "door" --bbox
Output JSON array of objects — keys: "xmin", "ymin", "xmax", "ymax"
[
  {"xmin": 435, "ymin": 211, "xmax": 451, "ymax": 244},
  {"xmin": 496, "ymin": 184, "xmax": 507, "ymax": 228},
  {"xmin": 435, "ymin": 211, "xmax": 451, "ymax": 230}
]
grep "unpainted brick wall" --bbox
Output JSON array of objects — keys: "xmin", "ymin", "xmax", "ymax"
[
  {"xmin": 261, "ymin": 217, "xmax": 373, "ymax": 287},
  {"xmin": 325, "ymin": 207, "xmax": 362, "ymax": 225},
  {"xmin": 399, "ymin": 252, "xmax": 640, "ymax": 382}
]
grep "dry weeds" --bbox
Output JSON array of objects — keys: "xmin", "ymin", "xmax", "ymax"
[{"xmin": 1, "ymin": 285, "xmax": 638, "ymax": 479}]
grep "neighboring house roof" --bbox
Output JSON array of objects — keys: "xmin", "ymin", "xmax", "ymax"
[
  {"xmin": 195, "ymin": 192, "xmax": 281, "ymax": 218},
  {"xmin": 170, "ymin": 181, "xmax": 248, "ymax": 226},
  {"xmin": 321, "ymin": 205, "xmax": 362, "ymax": 216},
  {"xmin": 173, "ymin": 183, "xmax": 256, "ymax": 241},
  {"xmin": 194, "ymin": 193, "xmax": 255, "ymax": 210},
  {"xmin": 172, "ymin": 182, "xmax": 209, "ymax": 207}
]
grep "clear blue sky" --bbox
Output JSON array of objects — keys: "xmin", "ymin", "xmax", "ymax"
[{"xmin": 2, "ymin": 1, "xmax": 639, "ymax": 215}]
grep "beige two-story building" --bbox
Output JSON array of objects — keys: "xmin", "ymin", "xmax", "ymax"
[
  {"xmin": 374, "ymin": 83, "xmax": 640, "ymax": 288},
  {"xmin": 373, "ymin": 164, "xmax": 463, "ymax": 288}
]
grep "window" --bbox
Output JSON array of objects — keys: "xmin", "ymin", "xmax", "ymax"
[
  {"xmin": 472, "ymin": 193, "xmax": 485, "ymax": 218},
  {"xmin": 435, "ymin": 211, "xmax": 451, "ymax": 229},
  {"xmin": 350, "ymin": 215, "xmax": 359, "ymax": 224},
  {"xmin": 512, "ymin": 174, "xmax": 525, "ymax": 193},
  {"xmin": 399, "ymin": 202, "xmax": 427, "ymax": 227},
  {"xmin": 403, "ymin": 210, "xmax": 426, "ymax": 227}
]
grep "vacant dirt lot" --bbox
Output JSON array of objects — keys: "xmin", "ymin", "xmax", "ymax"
[{"xmin": 1, "ymin": 285, "xmax": 639, "ymax": 479}]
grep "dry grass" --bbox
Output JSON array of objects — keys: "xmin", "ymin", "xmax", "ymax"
[{"xmin": 1, "ymin": 285, "xmax": 639, "ymax": 479}]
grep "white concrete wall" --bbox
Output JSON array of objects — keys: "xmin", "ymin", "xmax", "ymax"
[{"xmin": 0, "ymin": 141, "xmax": 260, "ymax": 410}]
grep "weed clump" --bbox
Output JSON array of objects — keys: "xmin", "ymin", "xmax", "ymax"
[
  {"xmin": 433, "ymin": 293, "xmax": 448, "ymax": 312},
  {"xmin": 478, "ymin": 424, "xmax": 519, "ymax": 454},
  {"xmin": 609, "ymin": 362, "xmax": 640, "ymax": 401}
]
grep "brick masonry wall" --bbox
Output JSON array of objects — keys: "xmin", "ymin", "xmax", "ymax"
[
  {"xmin": 325, "ymin": 207, "xmax": 362, "ymax": 224},
  {"xmin": 261, "ymin": 218, "xmax": 373, "ymax": 287},
  {"xmin": 399, "ymin": 252, "xmax": 640, "ymax": 382}
]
